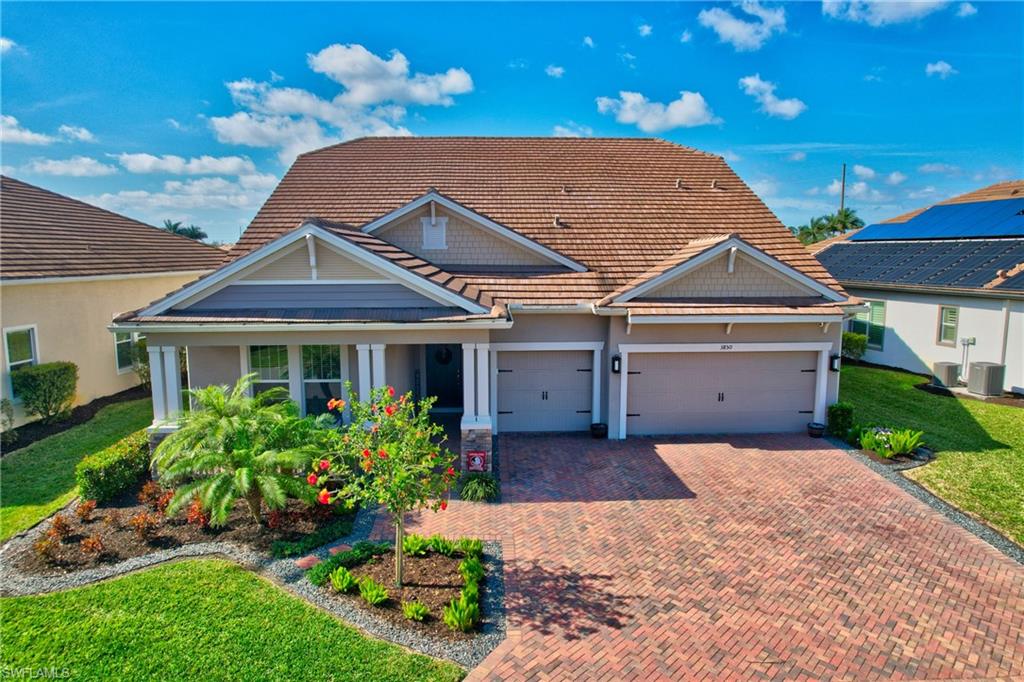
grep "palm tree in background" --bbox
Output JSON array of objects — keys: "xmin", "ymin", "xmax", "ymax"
[
  {"xmin": 827, "ymin": 207, "xmax": 865, "ymax": 235},
  {"xmin": 793, "ymin": 215, "xmax": 832, "ymax": 245},
  {"xmin": 162, "ymin": 219, "xmax": 208, "ymax": 241}
]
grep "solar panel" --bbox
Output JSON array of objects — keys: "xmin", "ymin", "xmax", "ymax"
[{"xmin": 849, "ymin": 198, "xmax": 1024, "ymax": 241}]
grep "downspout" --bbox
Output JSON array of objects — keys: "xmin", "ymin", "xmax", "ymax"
[{"xmin": 1000, "ymin": 299, "xmax": 1011, "ymax": 365}]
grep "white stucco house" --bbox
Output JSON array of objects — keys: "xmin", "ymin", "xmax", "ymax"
[
  {"xmin": 111, "ymin": 137, "xmax": 859, "ymax": 467},
  {"xmin": 815, "ymin": 180, "xmax": 1024, "ymax": 394}
]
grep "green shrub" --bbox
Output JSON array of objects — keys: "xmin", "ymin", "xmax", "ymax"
[
  {"xmin": 270, "ymin": 513, "xmax": 356, "ymax": 558},
  {"xmin": 827, "ymin": 401, "xmax": 854, "ymax": 438},
  {"xmin": 456, "ymin": 537, "xmax": 483, "ymax": 560},
  {"xmin": 0, "ymin": 397, "xmax": 16, "ymax": 447},
  {"xmin": 841, "ymin": 332, "xmax": 867, "ymax": 361},
  {"xmin": 442, "ymin": 594, "xmax": 479, "ymax": 632},
  {"xmin": 889, "ymin": 428, "xmax": 925, "ymax": 455},
  {"xmin": 306, "ymin": 541, "xmax": 390, "ymax": 586},
  {"xmin": 859, "ymin": 426, "xmax": 925, "ymax": 458},
  {"xmin": 402, "ymin": 532, "xmax": 430, "ymax": 557},
  {"xmin": 11, "ymin": 361, "xmax": 78, "ymax": 423},
  {"xmin": 402, "ymin": 600, "xmax": 430, "ymax": 622},
  {"xmin": 74, "ymin": 430, "xmax": 149, "ymax": 502},
  {"xmin": 458, "ymin": 556, "xmax": 485, "ymax": 584},
  {"xmin": 458, "ymin": 473, "xmax": 500, "ymax": 502},
  {"xmin": 329, "ymin": 566, "xmax": 358, "ymax": 593},
  {"xmin": 358, "ymin": 577, "xmax": 389, "ymax": 606},
  {"xmin": 428, "ymin": 534, "xmax": 456, "ymax": 557},
  {"xmin": 461, "ymin": 578, "xmax": 479, "ymax": 604}
]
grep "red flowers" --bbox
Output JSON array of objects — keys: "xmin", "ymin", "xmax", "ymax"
[
  {"xmin": 326, "ymin": 398, "xmax": 345, "ymax": 412},
  {"xmin": 440, "ymin": 500, "xmax": 448, "ymax": 511},
  {"xmin": 362, "ymin": 460, "xmax": 372, "ymax": 472},
  {"xmin": 306, "ymin": 473, "xmax": 318, "ymax": 486},
  {"xmin": 387, "ymin": 385, "xmax": 395, "ymax": 398},
  {"xmin": 319, "ymin": 459, "xmax": 330, "ymax": 471},
  {"xmin": 430, "ymin": 452, "xmax": 438, "ymax": 459},
  {"xmin": 317, "ymin": 489, "xmax": 331, "ymax": 505},
  {"xmin": 378, "ymin": 448, "xmax": 388, "ymax": 459},
  {"xmin": 362, "ymin": 449, "xmax": 371, "ymax": 458},
  {"xmin": 384, "ymin": 404, "xmax": 396, "ymax": 417},
  {"xmin": 446, "ymin": 467, "xmax": 455, "ymax": 477}
]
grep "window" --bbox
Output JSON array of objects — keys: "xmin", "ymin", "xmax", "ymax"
[
  {"xmin": 850, "ymin": 300, "xmax": 886, "ymax": 350},
  {"xmin": 5, "ymin": 326, "xmax": 38, "ymax": 400},
  {"xmin": 302, "ymin": 345, "xmax": 342, "ymax": 416},
  {"xmin": 937, "ymin": 306, "xmax": 959, "ymax": 346},
  {"xmin": 248, "ymin": 345, "xmax": 289, "ymax": 397},
  {"xmin": 114, "ymin": 332, "xmax": 145, "ymax": 372},
  {"xmin": 421, "ymin": 216, "xmax": 447, "ymax": 250}
]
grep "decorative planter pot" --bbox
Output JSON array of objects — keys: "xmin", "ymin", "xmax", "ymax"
[
  {"xmin": 807, "ymin": 422, "xmax": 826, "ymax": 438},
  {"xmin": 590, "ymin": 423, "xmax": 608, "ymax": 439}
]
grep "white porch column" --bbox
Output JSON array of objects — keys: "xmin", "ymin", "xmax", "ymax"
[
  {"xmin": 338, "ymin": 344, "xmax": 351, "ymax": 422},
  {"xmin": 476, "ymin": 343, "xmax": 490, "ymax": 426},
  {"xmin": 287, "ymin": 345, "xmax": 303, "ymax": 412},
  {"xmin": 461, "ymin": 343, "xmax": 476, "ymax": 427},
  {"xmin": 162, "ymin": 346, "xmax": 182, "ymax": 420},
  {"xmin": 814, "ymin": 349, "xmax": 829, "ymax": 424},
  {"xmin": 591, "ymin": 348, "xmax": 601, "ymax": 424},
  {"xmin": 370, "ymin": 344, "xmax": 387, "ymax": 390},
  {"xmin": 356, "ymin": 344, "xmax": 371, "ymax": 401},
  {"xmin": 148, "ymin": 345, "xmax": 167, "ymax": 423},
  {"xmin": 489, "ymin": 348, "xmax": 498, "ymax": 435},
  {"xmin": 239, "ymin": 346, "xmax": 252, "ymax": 396}
]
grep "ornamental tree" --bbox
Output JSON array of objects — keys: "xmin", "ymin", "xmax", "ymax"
[{"xmin": 308, "ymin": 384, "xmax": 457, "ymax": 587}]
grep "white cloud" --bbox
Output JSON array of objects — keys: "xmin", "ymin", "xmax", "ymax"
[
  {"xmin": 166, "ymin": 118, "xmax": 187, "ymax": 131},
  {"xmin": 0, "ymin": 115, "xmax": 56, "ymax": 145},
  {"xmin": 545, "ymin": 65, "xmax": 565, "ymax": 78},
  {"xmin": 886, "ymin": 171, "xmax": 907, "ymax": 185},
  {"xmin": 0, "ymin": 37, "xmax": 16, "ymax": 54},
  {"xmin": 956, "ymin": 2, "xmax": 977, "ymax": 17},
  {"xmin": 823, "ymin": 178, "xmax": 887, "ymax": 201},
  {"xmin": 85, "ymin": 175, "xmax": 271, "ymax": 214},
  {"xmin": 638, "ymin": 24, "xmax": 653, "ymax": 37},
  {"xmin": 680, "ymin": 29, "xmax": 693, "ymax": 43},
  {"xmin": 57, "ymin": 125, "xmax": 96, "ymax": 142},
  {"xmin": 788, "ymin": 151, "xmax": 807, "ymax": 161},
  {"xmin": 822, "ymin": 1, "xmax": 949, "ymax": 27},
  {"xmin": 919, "ymin": 162, "xmax": 960, "ymax": 174},
  {"xmin": 507, "ymin": 58, "xmax": 529, "ymax": 70},
  {"xmin": 209, "ymin": 112, "xmax": 343, "ymax": 165},
  {"xmin": 596, "ymin": 90, "xmax": 720, "ymax": 132},
  {"xmin": 718, "ymin": 149, "xmax": 742, "ymax": 162},
  {"xmin": 583, "ymin": 36, "xmax": 595, "ymax": 48},
  {"xmin": 852, "ymin": 164, "xmax": 876, "ymax": 179},
  {"xmin": 238, "ymin": 172, "xmax": 280, "ymax": 190},
  {"xmin": 25, "ymin": 156, "xmax": 117, "ymax": 177},
  {"xmin": 552, "ymin": 121, "xmax": 593, "ymax": 138},
  {"xmin": 738, "ymin": 74, "xmax": 806, "ymax": 119},
  {"xmin": 748, "ymin": 177, "xmax": 778, "ymax": 197},
  {"xmin": 925, "ymin": 60, "xmax": 957, "ymax": 79},
  {"xmin": 116, "ymin": 153, "xmax": 257, "ymax": 175},
  {"xmin": 908, "ymin": 186, "xmax": 937, "ymax": 199},
  {"xmin": 698, "ymin": 1, "xmax": 786, "ymax": 52},
  {"xmin": 619, "ymin": 52, "xmax": 637, "ymax": 68}
]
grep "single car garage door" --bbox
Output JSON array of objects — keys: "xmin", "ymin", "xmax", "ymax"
[
  {"xmin": 496, "ymin": 350, "xmax": 593, "ymax": 432},
  {"xmin": 626, "ymin": 351, "xmax": 817, "ymax": 435}
]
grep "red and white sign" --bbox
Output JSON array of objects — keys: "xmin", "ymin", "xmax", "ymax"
[{"xmin": 466, "ymin": 450, "xmax": 487, "ymax": 472}]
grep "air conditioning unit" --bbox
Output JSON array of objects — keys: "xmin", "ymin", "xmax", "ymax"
[
  {"xmin": 932, "ymin": 362, "xmax": 960, "ymax": 388},
  {"xmin": 967, "ymin": 362, "xmax": 1005, "ymax": 397}
]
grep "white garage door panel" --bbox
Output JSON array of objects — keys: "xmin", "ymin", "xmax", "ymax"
[
  {"xmin": 497, "ymin": 351, "xmax": 592, "ymax": 432},
  {"xmin": 627, "ymin": 351, "xmax": 816, "ymax": 435}
]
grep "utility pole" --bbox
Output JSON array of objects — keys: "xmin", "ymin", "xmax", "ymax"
[{"xmin": 839, "ymin": 163, "xmax": 847, "ymax": 213}]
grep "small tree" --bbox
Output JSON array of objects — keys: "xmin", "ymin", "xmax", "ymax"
[{"xmin": 311, "ymin": 385, "xmax": 457, "ymax": 587}]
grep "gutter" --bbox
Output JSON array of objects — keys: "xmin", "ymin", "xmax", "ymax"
[
  {"xmin": 508, "ymin": 303, "xmax": 594, "ymax": 314},
  {"xmin": 840, "ymin": 280, "xmax": 1024, "ymax": 300},
  {"xmin": 108, "ymin": 319, "xmax": 514, "ymax": 334},
  {"xmin": 1, "ymin": 269, "xmax": 213, "ymax": 287}
]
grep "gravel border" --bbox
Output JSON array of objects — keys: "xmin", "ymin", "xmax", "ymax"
[
  {"xmin": 829, "ymin": 436, "xmax": 1024, "ymax": 565},
  {"xmin": 0, "ymin": 504, "xmax": 507, "ymax": 669}
]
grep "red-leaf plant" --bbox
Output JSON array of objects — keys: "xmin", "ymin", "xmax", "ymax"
[{"xmin": 309, "ymin": 385, "xmax": 456, "ymax": 587}]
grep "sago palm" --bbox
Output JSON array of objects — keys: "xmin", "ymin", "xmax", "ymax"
[{"xmin": 152, "ymin": 374, "xmax": 320, "ymax": 526}]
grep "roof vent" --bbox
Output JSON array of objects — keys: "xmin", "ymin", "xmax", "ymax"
[
  {"xmin": 560, "ymin": 185, "xmax": 571, "ymax": 194},
  {"xmin": 675, "ymin": 178, "xmax": 686, "ymax": 190},
  {"xmin": 553, "ymin": 215, "xmax": 566, "ymax": 228},
  {"xmin": 710, "ymin": 179, "xmax": 722, "ymax": 190}
]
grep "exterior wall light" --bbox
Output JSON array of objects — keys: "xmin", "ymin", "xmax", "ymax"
[
  {"xmin": 829, "ymin": 354, "xmax": 842, "ymax": 372},
  {"xmin": 611, "ymin": 354, "xmax": 622, "ymax": 374}
]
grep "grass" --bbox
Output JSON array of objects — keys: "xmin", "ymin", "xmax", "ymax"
[
  {"xmin": 0, "ymin": 559, "xmax": 463, "ymax": 681},
  {"xmin": 0, "ymin": 398, "xmax": 151, "ymax": 542},
  {"xmin": 839, "ymin": 364, "xmax": 1024, "ymax": 545}
]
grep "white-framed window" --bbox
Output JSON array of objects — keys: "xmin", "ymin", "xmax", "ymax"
[
  {"xmin": 4, "ymin": 325, "xmax": 39, "ymax": 401},
  {"xmin": 302, "ymin": 345, "xmax": 342, "ymax": 416},
  {"xmin": 114, "ymin": 332, "xmax": 146, "ymax": 373},
  {"xmin": 421, "ymin": 216, "xmax": 448, "ymax": 250},
  {"xmin": 248, "ymin": 345, "xmax": 289, "ymax": 397},
  {"xmin": 850, "ymin": 300, "xmax": 886, "ymax": 350},
  {"xmin": 937, "ymin": 306, "xmax": 959, "ymax": 346}
]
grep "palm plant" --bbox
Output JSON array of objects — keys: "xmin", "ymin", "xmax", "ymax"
[
  {"xmin": 827, "ymin": 207, "xmax": 865, "ymax": 235},
  {"xmin": 152, "ymin": 374, "xmax": 326, "ymax": 526},
  {"xmin": 794, "ymin": 215, "xmax": 831, "ymax": 244},
  {"xmin": 162, "ymin": 219, "xmax": 208, "ymax": 241}
]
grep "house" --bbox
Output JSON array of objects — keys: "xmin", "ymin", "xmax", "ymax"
[
  {"xmin": 0, "ymin": 176, "xmax": 226, "ymax": 427},
  {"xmin": 815, "ymin": 180, "xmax": 1024, "ymax": 394},
  {"xmin": 110, "ymin": 137, "xmax": 856, "ymax": 467}
]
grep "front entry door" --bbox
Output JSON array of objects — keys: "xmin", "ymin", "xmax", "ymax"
[{"xmin": 425, "ymin": 344, "xmax": 463, "ymax": 410}]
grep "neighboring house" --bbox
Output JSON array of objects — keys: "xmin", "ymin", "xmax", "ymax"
[
  {"xmin": 0, "ymin": 176, "xmax": 226, "ymax": 427},
  {"xmin": 816, "ymin": 180, "xmax": 1024, "ymax": 394},
  {"xmin": 111, "ymin": 137, "xmax": 855, "ymax": 466}
]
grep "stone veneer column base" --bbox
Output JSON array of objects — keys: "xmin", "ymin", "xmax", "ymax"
[{"xmin": 460, "ymin": 427, "xmax": 494, "ymax": 472}]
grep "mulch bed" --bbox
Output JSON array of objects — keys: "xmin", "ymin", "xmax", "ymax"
[
  {"xmin": 1, "ymin": 385, "xmax": 149, "ymax": 455},
  {"xmin": 861, "ymin": 450, "xmax": 915, "ymax": 467},
  {"xmin": 914, "ymin": 382, "xmax": 1024, "ymax": 409},
  {"xmin": 334, "ymin": 550, "xmax": 477, "ymax": 640},
  {"xmin": 16, "ymin": 478, "xmax": 351, "ymax": 575}
]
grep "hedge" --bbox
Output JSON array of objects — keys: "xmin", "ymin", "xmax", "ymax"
[
  {"xmin": 827, "ymin": 401, "xmax": 855, "ymax": 438},
  {"xmin": 306, "ymin": 541, "xmax": 390, "ymax": 586},
  {"xmin": 270, "ymin": 513, "xmax": 357, "ymax": 558},
  {"xmin": 75, "ymin": 430, "xmax": 150, "ymax": 502},
  {"xmin": 11, "ymin": 361, "xmax": 78, "ymax": 423},
  {"xmin": 841, "ymin": 332, "xmax": 867, "ymax": 361}
]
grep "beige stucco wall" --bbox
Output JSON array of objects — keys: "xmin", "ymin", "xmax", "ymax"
[{"xmin": 0, "ymin": 272, "xmax": 208, "ymax": 427}]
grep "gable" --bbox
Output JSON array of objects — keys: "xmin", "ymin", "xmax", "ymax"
[
  {"xmin": 644, "ymin": 251, "xmax": 815, "ymax": 299},
  {"xmin": 238, "ymin": 238, "xmax": 383, "ymax": 282}
]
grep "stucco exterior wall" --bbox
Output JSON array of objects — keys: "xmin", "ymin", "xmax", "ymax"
[
  {"xmin": 187, "ymin": 346, "xmax": 242, "ymax": 390},
  {"xmin": 0, "ymin": 272, "xmax": 208, "ymax": 427},
  {"xmin": 847, "ymin": 287, "xmax": 1023, "ymax": 392}
]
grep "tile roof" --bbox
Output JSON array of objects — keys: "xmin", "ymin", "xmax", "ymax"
[
  {"xmin": 123, "ymin": 306, "xmax": 505, "ymax": 325},
  {"xmin": 228, "ymin": 137, "xmax": 844, "ymax": 305},
  {"xmin": 805, "ymin": 229, "xmax": 861, "ymax": 254},
  {"xmin": 1, "ymin": 175, "xmax": 225, "ymax": 280},
  {"xmin": 613, "ymin": 297, "xmax": 845, "ymax": 317}
]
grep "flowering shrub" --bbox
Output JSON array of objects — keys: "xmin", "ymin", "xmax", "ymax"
[
  {"xmin": 47, "ymin": 514, "xmax": 71, "ymax": 542},
  {"xmin": 129, "ymin": 512, "xmax": 159, "ymax": 541},
  {"xmin": 75, "ymin": 499, "xmax": 97, "ymax": 523},
  {"xmin": 80, "ymin": 534, "xmax": 104, "ymax": 557},
  {"xmin": 859, "ymin": 426, "xmax": 925, "ymax": 458}
]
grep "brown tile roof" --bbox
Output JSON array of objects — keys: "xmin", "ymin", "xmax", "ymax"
[
  {"xmin": 614, "ymin": 297, "xmax": 845, "ymax": 317},
  {"xmin": 123, "ymin": 306, "xmax": 505, "ymax": 325},
  {"xmin": 883, "ymin": 179, "xmax": 1024, "ymax": 224},
  {"xmin": 805, "ymin": 229, "xmax": 861, "ymax": 254},
  {"xmin": 0, "ymin": 176, "xmax": 225, "ymax": 280},
  {"xmin": 228, "ymin": 137, "xmax": 845, "ymax": 305}
]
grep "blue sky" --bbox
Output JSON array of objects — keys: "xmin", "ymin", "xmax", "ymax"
[{"xmin": 2, "ymin": 1, "xmax": 1021, "ymax": 244}]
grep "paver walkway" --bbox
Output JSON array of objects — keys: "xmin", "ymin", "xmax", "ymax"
[{"xmin": 371, "ymin": 434, "xmax": 1024, "ymax": 680}]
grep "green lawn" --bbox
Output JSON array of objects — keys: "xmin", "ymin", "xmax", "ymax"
[
  {"xmin": 839, "ymin": 364, "xmax": 1024, "ymax": 545},
  {"xmin": 0, "ymin": 398, "xmax": 152, "ymax": 541},
  {"xmin": 0, "ymin": 559, "xmax": 463, "ymax": 682}
]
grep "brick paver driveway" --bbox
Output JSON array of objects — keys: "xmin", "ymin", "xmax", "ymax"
[{"xmin": 372, "ymin": 434, "xmax": 1024, "ymax": 680}]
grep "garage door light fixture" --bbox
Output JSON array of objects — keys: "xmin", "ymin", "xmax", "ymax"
[{"xmin": 611, "ymin": 354, "xmax": 622, "ymax": 374}]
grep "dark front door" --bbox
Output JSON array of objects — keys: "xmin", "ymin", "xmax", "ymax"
[{"xmin": 425, "ymin": 344, "xmax": 463, "ymax": 410}]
